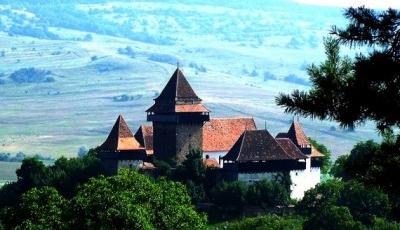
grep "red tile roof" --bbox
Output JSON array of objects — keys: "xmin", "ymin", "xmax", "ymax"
[
  {"xmin": 100, "ymin": 115, "xmax": 142, "ymax": 151},
  {"xmin": 203, "ymin": 158, "xmax": 220, "ymax": 168},
  {"xmin": 311, "ymin": 147, "xmax": 324, "ymax": 157},
  {"xmin": 134, "ymin": 117, "xmax": 256, "ymax": 154},
  {"xmin": 287, "ymin": 121, "xmax": 310, "ymax": 147},
  {"xmin": 175, "ymin": 104, "xmax": 209, "ymax": 113},
  {"xmin": 203, "ymin": 117, "xmax": 256, "ymax": 152}
]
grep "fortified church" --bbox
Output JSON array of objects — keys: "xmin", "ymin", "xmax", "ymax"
[{"xmin": 98, "ymin": 68, "xmax": 324, "ymax": 199}]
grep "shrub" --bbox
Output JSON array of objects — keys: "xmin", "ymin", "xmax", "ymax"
[
  {"xmin": 303, "ymin": 206, "xmax": 364, "ymax": 230},
  {"xmin": 283, "ymin": 74, "xmax": 309, "ymax": 86},
  {"xmin": 210, "ymin": 181, "xmax": 247, "ymax": 207},
  {"xmin": 214, "ymin": 214, "xmax": 303, "ymax": 230},
  {"xmin": 9, "ymin": 68, "xmax": 54, "ymax": 84},
  {"xmin": 246, "ymin": 179, "xmax": 290, "ymax": 207}
]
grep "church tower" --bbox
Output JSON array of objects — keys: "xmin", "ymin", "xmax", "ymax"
[{"xmin": 146, "ymin": 68, "xmax": 210, "ymax": 164}]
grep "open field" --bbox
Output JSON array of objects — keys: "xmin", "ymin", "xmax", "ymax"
[
  {"xmin": 0, "ymin": 0, "xmax": 378, "ymax": 165},
  {"xmin": 0, "ymin": 161, "xmax": 20, "ymax": 182}
]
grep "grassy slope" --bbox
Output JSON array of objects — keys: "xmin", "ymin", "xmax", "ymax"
[{"xmin": 0, "ymin": 1, "xmax": 378, "ymax": 163}]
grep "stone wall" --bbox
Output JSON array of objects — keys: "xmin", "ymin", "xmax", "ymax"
[
  {"xmin": 153, "ymin": 122, "xmax": 203, "ymax": 164},
  {"xmin": 175, "ymin": 123, "xmax": 203, "ymax": 163},
  {"xmin": 153, "ymin": 122, "xmax": 177, "ymax": 162}
]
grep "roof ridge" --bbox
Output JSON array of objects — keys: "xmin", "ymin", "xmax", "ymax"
[
  {"xmin": 267, "ymin": 131, "xmax": 294, "ymax": 159},
  {"xmin": 237, "ymin": 130, "xmax": 246, "ymax": 161},
  {"xmin": 211, "ymin": 117, "xmax": 254, "ymax": 120},
  {"xmin": 174, "ymin": 67, "xmax": 179, "ymax": 101}
]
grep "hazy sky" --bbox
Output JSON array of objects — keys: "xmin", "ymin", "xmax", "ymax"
[{"xmin": 294, "ymin": 0, "xmax": 400, "ymax": 9}]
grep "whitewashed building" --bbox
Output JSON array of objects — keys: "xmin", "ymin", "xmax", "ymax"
[{"xmin": 221, "ymin": 123, "xmax": 323, "ymax": 200}]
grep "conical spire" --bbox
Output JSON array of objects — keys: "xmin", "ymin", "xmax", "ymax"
[
  {"xmin": 100, "ymin": 115, "xmax": 141, "ymax": 151},
  {"xmin": 155, "ymin": 67, "xmax": 200, "ymax": 102},
  {"xmin": 146, "ymin": 68, "xmax": 208, "ymax": 113},
  {"xmin": 287, "ymin": 121, "xmax": 310, "ymax": 147}
]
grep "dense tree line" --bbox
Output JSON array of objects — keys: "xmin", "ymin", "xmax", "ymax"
[
  {"xmin": 0, "ymin": 150, "xmax": 104, "ymax": 208},
  {"xmin": 1, "ymin": 169, "xmax": 206, "ymax": 229}
]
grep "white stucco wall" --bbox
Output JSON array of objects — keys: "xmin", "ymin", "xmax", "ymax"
[
  {"xmin": 203, "ymin": 152, "xmax": 226, "ymax": 160},
  {"xmin": 118, "ymin": 160, "xmax": 142, "ymax": 170},
  {"xmin": 238, "ymin": 172, "xmax": 279, "ymax": 183},
  {"xmin": 203, "ymin": 151, "xmax": 226, "ymax": 167},
  {"xmin": 290, "ymin": 158, "xmax": 320, "ymax": 200}
]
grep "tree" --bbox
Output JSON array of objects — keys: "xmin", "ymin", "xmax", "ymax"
[
  {"xmin": 331, "ymin": 140, "xmax": 380, "ymax": 181},
  {"xmin": 303, "ymin": 206, "xmax": 364, "ymax": 230},
  {"xmin": 298, "ymin": 179, "xmax": 390, "ymax": 225},
  {"xmin": 213, "ymin": 214, "xmax": 304, "ymax": 230},
  {"xmin": 297, "ymin": 179, "xmax": 344, "ymax": 216},
  {"xmin": 338, "ymin": 181, "xmax": 390, "ymax": 225},
  {"xmin": 0, "ymin": 150, "xmax": 105, "ymax": 209},
  {"xmin": 210, "ymin": 181, "xmax": 247, "ymax": 208},
  {"xmin": 330, "ymin": 155, "xmax": 349, "ymax": 179},
  {"xmin": 69, "ymin": 169, "xmax": 206, "ymax": 230},
  {"xmin": 16, "ymin": 157, "xmax": 48, "ymax": 190},
  {"xmin": 246, "ymin": 179, "xmax": 290, "ymax": 207},
  {"xmin": 3, "ymin": 187, "xmax": 67, "ymax": 229},
  {"xmin": 330, "ymin": 137, "xmax": 400, "ymax": 220},
  {"xmin": 309, "ymin": 138, "xmax": 332, "ymax": 174},
  {"xmin": 370, "ymin": 218, "xmax": 400, "ymax": 230},
  {"xmin": 276, "ymin": 7, "xmax": 400, "ymax": 132},
  {"xmin": 173, "ymin": 149, "xmax": 206, "ymax": 184}
]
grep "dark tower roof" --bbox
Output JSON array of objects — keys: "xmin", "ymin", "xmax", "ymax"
[
  {"xmin": 146, "ymin": 68, "xmax": 209, "ymax": 113},
  {"xmin": 222, "ymin": 130, "xmax": 303, "ymax": 162},
  {"xmin": 99, "ymin": 115, "xmax": 141, "ymax": 151},
  {"xmin": 156, "ymin": 67, "xmax": 200, "ymax": 102}
]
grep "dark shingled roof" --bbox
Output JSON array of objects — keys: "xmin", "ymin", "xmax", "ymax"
[
  {"xmin": 146, "ymin": 68, "xmax": 208, "ymax": 113},
  {"xmin": 276, "ymin": 132, "xmax": 288, "ymax": 139},
  {"xmin": 134, "ymin": 125, "xmax": 154, "ymax": 154},
  {"xmin": 276, "ymin": 138, "xmax": 306, "ymax": 159},
  {"xmin": 222, "ymin": 130, "xmax": 297, "ymax": 162},
  {"xmin": 99, "ymin": 115, "xmax": 141, "ymax": 152}
]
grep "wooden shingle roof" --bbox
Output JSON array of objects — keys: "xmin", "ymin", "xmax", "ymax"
[
  {"xmin": 99, "ymin": 115, "xmax": 142, "ymax": 152},
  {"xmin": 146, "ymin": 68, "xmax": 208, "ymax": 113},
  {"xmin": 276, "ymin": 138, "xmax": 307, "ymax": 159},
  {"xmin": 222, "ymin": 130, "xmax": 298, "ymax": 162}
]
